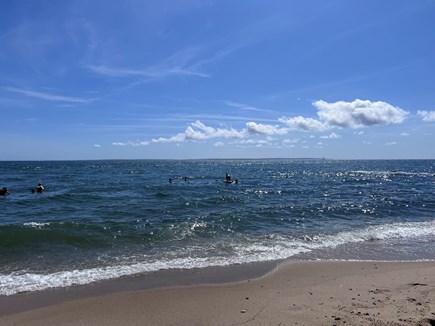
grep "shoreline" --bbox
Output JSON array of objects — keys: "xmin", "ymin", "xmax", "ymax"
[
  {"xmin": 2, "ymin": 260, "xmax": 435, "ymax": 325},
  {"xmin": 0, "ymin": 260, "xmax": 281, "ymax": 316}
]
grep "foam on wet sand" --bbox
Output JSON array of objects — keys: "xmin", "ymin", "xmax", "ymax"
[{"xmin": 1, "ymin": 260, "xmax": 435, "ymax": 325}]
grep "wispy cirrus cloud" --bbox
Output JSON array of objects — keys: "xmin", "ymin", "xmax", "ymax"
[
  {"xmin": 112, "ymin": 140, "xmax": 149, "ymax": 147},
  {"xmin": 87, "ymin": 46, "xmax": 209, "ymax": 79},
  {"xmin": 87, "ymin": 63, "xmax": 209, "ymax": 79},
  {"xmin": 2, "ymin": 87, "xmax": 94, "ymax": 103},
  {"xmin": 89, "ymin": 14, "xmax": 288, "ymax": 82},
  {"xmin": 192, "ymin": 13, "xmax": 290, "ymax": 69},
  {"xmin": 224, "ymin": 101, "xmax": 267, "ymax": 112}
]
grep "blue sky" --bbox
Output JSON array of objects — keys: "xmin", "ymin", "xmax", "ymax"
[{"xmin": 1, "ymin": 0, "xmax": 434, "ymax": 160}]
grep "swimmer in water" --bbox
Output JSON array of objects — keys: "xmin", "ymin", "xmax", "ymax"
[
  {"xmin": 32, "ymin": 183, "xmax": 45, "ymax": 193},
  {"xmin": 0, "ymin": 187, "xmax": 9, "ymax": 196}
]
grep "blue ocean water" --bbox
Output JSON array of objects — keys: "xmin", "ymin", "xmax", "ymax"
[{"xmin": 0, "ymin": 159, "xmax": 434, "ymax": 295}]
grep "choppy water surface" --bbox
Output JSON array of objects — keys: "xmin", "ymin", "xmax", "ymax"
[{"xmin": 0, "ymin": 159, "xmax": 434, "ymax": 295}]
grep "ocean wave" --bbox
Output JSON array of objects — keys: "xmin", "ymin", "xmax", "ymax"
[
  {"xmin": 1, "ymin": 219, "xmax": 435, "ymax": 296},
  {"xmin": 23, "ymin": 222, "xmax": 51, "ymax": 228}
]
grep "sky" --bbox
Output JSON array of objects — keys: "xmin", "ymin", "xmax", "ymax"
[{"xmin": 1, "ymin": 0, "xmax": 434, "ymax": 160}]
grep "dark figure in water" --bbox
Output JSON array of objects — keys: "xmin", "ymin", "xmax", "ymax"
[
  {"xmin": 169, "ymin": 178, "xmax": 172, "ymax": 184},
  {"xmin": 32, "ymin": 183, "xmax": 45, "ymax": 193},
  {"xmin": 0, "ymin": 187, "xmax": 9, "ymax": 196},
  {"xmin": 225, "ymin": 174, "xmax": 231, "ymax": 183}
]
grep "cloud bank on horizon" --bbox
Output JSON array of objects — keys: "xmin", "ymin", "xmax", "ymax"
[
  {"xmin": 1, "ymin": 0, "xmax": 434, "ymax": 160},
  {"xmin": 113, "ymin": 99, "xmax": 410, "ymax": 146}
]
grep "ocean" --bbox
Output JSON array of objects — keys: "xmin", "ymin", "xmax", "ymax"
[{"xmin": 0, "ymin": 159, "xmax": 434, "ymax": 296}]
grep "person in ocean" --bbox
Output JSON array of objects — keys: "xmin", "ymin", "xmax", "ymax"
[
  {"xmin": 0, "ymin": 187, "xmax": 9, "ymax": 196},
  {"xmin": 225, "ymin": 174, "xmax": 232, "ymax": 183},
  {"xmin": 32, "ymin": 183, "xmax": 45, "ymax": 193}
]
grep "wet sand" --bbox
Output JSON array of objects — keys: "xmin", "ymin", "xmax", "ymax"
[{"xmin": 1, "ymin": 260, "xmax": 435, "ymax": 325}]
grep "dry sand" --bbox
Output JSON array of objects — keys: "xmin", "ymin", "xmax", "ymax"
[{"xmin": 1, "ymin": 260, "xmax": 435, "ymax": 326}]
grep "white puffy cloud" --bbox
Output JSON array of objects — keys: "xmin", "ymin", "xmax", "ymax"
[
  {"xmin": 151, "ymin": 120, "xmax": 245, "ymax": 143},
  {"xmin": 238, "ymin": 139, "xmax": 271, "ymax": 147},
  {"xmin": 283, "ymin": 138, "xmax": 299, "ymax": 144},
  {"xmin": 187, "ymin": 121, "xmax": 245, "ymax": 140},
  {"xmin": 386, "ymin": 141, "xmax": 397, "ymax": 146},
  {"xmin": 280, "ymin": 99, "xmax": 408, "ymax": 132},
  {"xmin": 417, "ymin": 110, "xmax": 435, "ymax": 122},
  {"xmin": 92, "ymin": 144, "xmax": 101, "ymax": 148},
  {"xmin": 282, "ymin": 138, "xmax": 299, "ymax": 148},
  {"xmin": 278, "ymin": 116, "xmax": 327, "ymax": 131},
  {"xmin": 115, "ymin": 99, "xmax": 410, "ymax": 149},
  {"xmin": 152, "ymin": 133, "xmax": 186, "ymax": 143},
  {"xmin": 214, "ymin": 141, "xmax": 224, "ymax": 147},
  {"xmin": 314, "ymin": 99, "xmax": 408, "ymax": 129},
  {"xmin": 320, "ymin": 132, "xmax": 341, "ymax": 139},
  {"xmin": 246, "ymin": 122, "xmax": 288, "ymax": 135},
  {"xmin": 254, "ymin": 140, "xmax": 271, "ymax": 147},
  {"xmin": 239, "ymin": 139, "xmax": 256, "ymax": 145}
]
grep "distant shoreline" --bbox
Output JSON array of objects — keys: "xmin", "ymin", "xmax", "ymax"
[{"xmin": 1, "ymin": 157, "xmax": 434, "ymax": 162}]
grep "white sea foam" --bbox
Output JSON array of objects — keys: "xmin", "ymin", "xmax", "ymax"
[
  {"xmin": 1, "ymin": 220, "xmax": 435, "ymax": 296},
  {"xmin": 23, "ymin": 222, "xmax": 50, "ymax": 228},
  {"xmin": 0, "ymin": 256, "xmax": 267, "ymax": 296},
  {"xmin": 352, "ymin": 170, "xmax": 435, "ymax": 178}
]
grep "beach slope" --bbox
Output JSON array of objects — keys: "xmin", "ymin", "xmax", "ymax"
[{"xmin": 1, "ymin": 261, "xmax": 435, "ymax": 326}]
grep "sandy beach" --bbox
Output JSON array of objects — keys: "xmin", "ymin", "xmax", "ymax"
[{"xmin": 1, "ymin": 260, "xmax": 435, "ymax": 325}]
